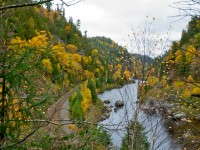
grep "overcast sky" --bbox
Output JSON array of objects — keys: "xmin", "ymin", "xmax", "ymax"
[{"xmin": 55, "ymin": 0, "xmax": 190, "ymax": 56}]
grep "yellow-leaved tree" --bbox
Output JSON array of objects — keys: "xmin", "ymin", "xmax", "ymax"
[
  {"xmin": 175, "ymin": 50, "xmax": 183, "ymax": 64},
  {"xmin": 124, "ymin": 69, "xmax": 131, "ymax": 81},
  {"xmin": 146, "ymin": 75, "xmax": 159, "ymax": 87},
  {"xmin": 186, "ymin": 45, "xmax": 196, "ymax": 64},
  {"xmin": 41, "ymin": 59, "xmax": 53, "ymax": 73},
  {"xmin": 81, "ymin": 83, "xmax": 92, "ymax": 113},
  {"xmin": 66, "ymin": 44, "xmax": 78, "ymax": 53},
  {"xmin": 66, "ymin": 25, "xmax": 71, "ymax": 34},
  {"xmin": 29, "ymin": 31, "xmax": 48, "ymax": 53}
]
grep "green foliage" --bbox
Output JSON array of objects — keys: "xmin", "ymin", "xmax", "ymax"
[
  {"xmin": 96, "ymin": 78, "xmax": 102, "ymax": 88},
  {"xmin": 0, "ymin": 1, "xmax": 154, "ymax": 148},
  {"xmin": 0, "ymin": 46, "xmax": 53, "ymax": 148},
  {"xmin": 87, "ymin": 79, "xmax": 98, "ymax": 103},
  {"xmin": 121, "ymin": 121, "xmax": 150, "ymax": 150},
  {"xmin": 107, "ymin": 77, "xmax": 115, "ymax": 84},
  {"xmin": 63, "ymin": 125, "xmax": 111, "ymax": 149},
  {"xmin": 148, "ymin": 16, "xmax": 200, "ymax": 124},
  {"xmin": 69, "ymin": 90, "xmax": 84, "ymax": 120}
]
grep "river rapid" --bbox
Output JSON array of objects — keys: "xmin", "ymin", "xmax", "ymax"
[{"xmin": 98, "ymin": 81, "xmax": 182, "ymax": 150}]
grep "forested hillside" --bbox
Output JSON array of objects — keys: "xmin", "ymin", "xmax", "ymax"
[
  {"xmin": 1, "ymin": 0, "xmax": 199, "ymax": 149},
  {"xmin": 145, "ymin": 16, "xmax": 200, "ymax": 149},
  {"xmin": 90, "ymin": 36, "xmax": 153, "ymax": 81},
  {"xmin": 0, "ymin": 1, "xmax": 153, "ymax": 149}
]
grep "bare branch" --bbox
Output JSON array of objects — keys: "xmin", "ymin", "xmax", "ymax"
[
  {"xmin": 170, "ymin": 0, "xmax": 200, "ymax": 17},
  {"xmin": 0, "ymin": 0, "xmax": 52, "ymax": 11},
  {"xmin": 0, "ymin": 123, "xmax": 45, "ymax": 149},
  {"xmin": 61, "ymin": 0, "xmax": 84, "ymax": 7},
  {"xmin": 0, "ymin": 0, "xmax": 84, "ymax": 11}
]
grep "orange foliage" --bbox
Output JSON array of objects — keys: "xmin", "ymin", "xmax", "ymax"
[{"xmin": 68, "ymin": 124, "xmax": 78, "ymax": 133}]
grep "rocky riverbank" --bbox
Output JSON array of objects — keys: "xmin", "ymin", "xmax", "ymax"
[
  {"xmin": 142, "ymin": 98, "xmax": 200, "ymax": 121},
  {"xmin": 100, "ymin": 99, "xmax": 125, "ymax": 121},
  {"xmin": 141, "ymin": 98, "xmax": 200, "ymax": 149}
]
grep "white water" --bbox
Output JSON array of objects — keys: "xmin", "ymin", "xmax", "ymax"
[{"xmin": 98, "ymin": 82, "xmax": 181, "ymax": 150}]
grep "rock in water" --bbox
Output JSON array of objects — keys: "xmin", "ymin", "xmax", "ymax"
[
  {"xmin": 104, "ymin": 100, "xmax": 111, "ymax": 104},
  {"xmin": 115, "ymin": 100, "xmax": 124, "ymax": 108}
]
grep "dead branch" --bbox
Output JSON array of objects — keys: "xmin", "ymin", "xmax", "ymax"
[
  {"xmin": 170, "ymin": 0, "xmax": 200, "ymax": 17},
  {"xmin": 0, "ymin": 0, "xmax": 83, "ymax": 11},
  {"xmin": 0, "ymin": 0, "xmax": 52, "ymax": 11}
]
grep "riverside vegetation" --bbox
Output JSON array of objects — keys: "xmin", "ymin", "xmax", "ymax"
[
  {"xmin": 0, "ymin": 1, "xmax": 151, "ymax": 149},
  {"xmin": 0, "ymin": 0, "xmax": 199, "ymax": 149},
  {"xmin": 142, "ymin": 16, "xmax": 200, "ymax": 149}
]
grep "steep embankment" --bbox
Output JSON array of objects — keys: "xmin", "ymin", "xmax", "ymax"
[{"xmin": 144, "ymin": 16, "xmax": 200, "ymax": 149}]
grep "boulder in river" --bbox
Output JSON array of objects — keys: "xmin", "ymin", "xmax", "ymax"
[
  {"xmin": 145, "ymin": 107, "xmax": 156, "ymax": 115},
  {"xmin": 115, "ymin": 100, "xmax": 124, "ymax": 108},
  {"xmin": 114, "ymin": 107, "xmax": 118, "ymax": 112},
  {"xmin": 100, "ymin": 113, "xmax": 110, "ymax": 121},
  {"xmin": 104, "ymin": 99, "xmax": 111, "ymax": 104}
]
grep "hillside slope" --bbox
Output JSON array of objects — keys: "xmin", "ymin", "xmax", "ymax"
[{"xmin": 0, "ymin": 2, "xmax": 153, "ymax": 148}]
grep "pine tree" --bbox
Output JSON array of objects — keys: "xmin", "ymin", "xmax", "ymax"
[{"xmin": 87, "ymin": 79, "xmax": 98, "ymax": 103}]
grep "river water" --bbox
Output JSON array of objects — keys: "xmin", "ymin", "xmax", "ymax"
[{"xmin": 98, "ymin": 81, "xmax": 181, "ymax": 150}]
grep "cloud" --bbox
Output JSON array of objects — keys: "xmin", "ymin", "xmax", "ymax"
[{"xmin": 61, "ymin": 0, "xmax": 189, "ymax": 55}]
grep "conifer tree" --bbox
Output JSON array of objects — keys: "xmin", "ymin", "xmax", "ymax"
[{"xmin": 87, "ymin": 79, "xmax": 98, "ymax": 103}]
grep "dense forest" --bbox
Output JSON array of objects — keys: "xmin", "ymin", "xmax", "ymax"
[
  {"xmin": 0, "ymin": 0, "xmax": 199, "ymax": 149},
  {"xmin": 144, "ymin": 16, "xmax": 200, "ymax": 149},
  {"xmin": 0, "ymin": 1, "xmax": 152, "ymax": 149}
]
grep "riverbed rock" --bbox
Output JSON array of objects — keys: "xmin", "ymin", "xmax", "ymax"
[
  {"xmin": 114, "ymin": 107, "xmax": 118, "ymax": 112},
  {"xmin": 100, "ymin": 113, "xmax": 110, "ymax": 121},
  {"xmin": 104, "ymin": 99, "xmax": 111, "ymax": 104},
  {"xmin": 142, "ymin": 106, "xmax": 156, "ymax": 115},
  {"xmin": 102, "ymin": 106, "xmax": 112, "ymax": 113},
  {"xmin": 115, "ymin": 100, "xmax": 124, "ymax": 108},
  {"xmin": 172, "ymin": 113, "xmax": 186, "ymax": 120},
  {"xmin": 100, "ymin": 115, "xmax": 106, "ymax": 121}
]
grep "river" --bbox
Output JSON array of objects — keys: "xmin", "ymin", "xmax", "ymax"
[{"xmin": 98, "ymin": 81, "xmax": 182, "ymax": 150}]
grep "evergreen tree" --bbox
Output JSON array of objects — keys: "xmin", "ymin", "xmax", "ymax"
[
  {"xmin": 121, "ymin": 121, "xmax": 150, "ymax": 150},
  {"xmin": 87, "ymin": 79, "xmax": 98, "ymax": 103}
]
